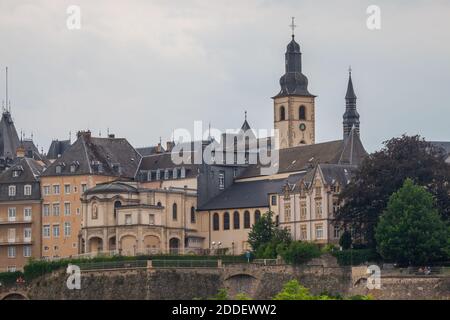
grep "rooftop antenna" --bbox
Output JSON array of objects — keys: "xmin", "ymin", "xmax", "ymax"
[
  {"xmin": 107, "ymin": 127, "xmax": 110, "ymax": 136},
  {"xmin": 289, "ymin": 17, "xmax": 297, "ymax": 38},
  {"xmin": 245, "ymin": 110, "xmax": 247, "ymax": 121},
  {"xmin": 5, "ymin": 67, "xmax": 8, "ymax": 112},
  {"xmin": 349, "ymin": 65, "xmax": 352, "ymax": 76},
  {"xmin": 1, "ymin": 100, "xmax": 4, "ymax": 113}
]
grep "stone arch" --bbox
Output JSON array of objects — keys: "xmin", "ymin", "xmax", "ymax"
[
  {"xmin": 120, "ymin": 234, "xmax": 137, "ymax": 256},
  {"xmin": 88, "ymin": 236, "xmax": 104, "ymax": 253},
  {"xmin": 108, "ymin": 235, "xmax": 117, "ymax": 251},
  {"xmin": 1, "ymin": 291, "xmax": 28, "ymax": 300},
  {"xmin": 169, "ymin": 237, "xmax": 180, "ymax": 254},
  {"xmin": 224, "ymin": 273, "xmax": 259, "ymax": 298},
  {"xmin": 143, "ymin": 234, "xmax": 161, "ymax": 250}
]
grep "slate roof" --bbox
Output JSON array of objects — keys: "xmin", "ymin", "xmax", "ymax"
[
  {"xmin": 136, "ymin": 145, "xmax": 164, "ymax": 156},
  {"xmin": 237, "ymin": 131, "xmax": 367, "ymax": 179},
  {"xmin": 138, "ymin": 151, "xmax": 201, "ymax": 179},
  {"xmin": 85, "ymin": 181, "xmax": 138, "ymax": 195},
  {"xmin": 0, "ymin": 111, "xmax": 20, "ymax": 159},
  {"xmin": 47, "ymin": 139, "xmax": 71, "ymax": 159},
  {"xmin": 0, "ymin": 157, "xmax": 45, "ymax": 183},
  {"xmin": 42, "ymin": 132, "xmax": 141, "ymax": 178},
  {"xmin": 199, "ymin": 178, "xmax": 289, "ymax": 211}
]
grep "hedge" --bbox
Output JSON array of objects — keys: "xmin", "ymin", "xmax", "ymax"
[
  {"xmin": 0, "ymin": 271, "xmax": 24, "ymax": 286},
  {"xmin": 332, "ymin": 249, "xmax": 380, "ymax": 266}
]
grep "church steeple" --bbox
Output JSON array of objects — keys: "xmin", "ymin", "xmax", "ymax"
[{"xmin": 343, "ymin": 67, "xmax": 360, "ymax": 138}]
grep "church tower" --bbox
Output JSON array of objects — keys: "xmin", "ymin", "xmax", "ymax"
[
  {"xmin": 273, "ymin": 19, "xmax": 316, "ymax": 149},
  {"xmin": 342, "ymin": 68, "xmax": 360, "ymax": 138}
]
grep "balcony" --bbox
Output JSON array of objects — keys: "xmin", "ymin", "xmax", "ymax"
[
  {"xmin": 0, "ymin": 237, "xmax": 33, "ymax": 245},
  {"xmin": 0, "ymin": 218, "xmax": 33, "ymax": 225}
]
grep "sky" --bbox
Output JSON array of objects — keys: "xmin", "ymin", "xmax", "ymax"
[{"xmin": 0, "ymin": 0, "xmax": 449, "ymax": 153}]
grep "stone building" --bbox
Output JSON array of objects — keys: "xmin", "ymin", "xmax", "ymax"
[
  {"xmin": 0, "ymin": 155, "xmax": 44, "ymax": 271},
  {"xmin": 80, "ymin": 181, "xmax": 201, "ymax": 255},
  {"xmin": 40, "ymin": 131, "xmax": 141, "ymax": 259}
]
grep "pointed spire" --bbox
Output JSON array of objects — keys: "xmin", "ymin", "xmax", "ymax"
[
  {"xmin": 241, "ymin": 110, "xmax": 251, "ymax": 132},
  {"xmin": 343, "ymin": 67, "xmax": 360, "ymax": 139},
  {"xmin": 345, "ymin": 66, "xmax": 357, "ymax": 101}
]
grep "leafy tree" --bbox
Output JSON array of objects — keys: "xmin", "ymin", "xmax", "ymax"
[
  {"xmin": 273, "ymin": 280, "xmax": 317, "ymax": 300},
  {"xmin": 248, "ymin": 211, "xmax": 291, "ymax": 255},
  {"xmin": 279, "ymin": 241, "xmax": 321, "ymax": 265},
  {"xmin": 375, "ymin": 179, "xmax": 449, "ymax": 265},
  {"xmin": 339, "ymin": 230, "xmax": 352, "ymax": 250},
  {"xmin": 336, "ymin": 135, "xmax": 450, "ymax": 247}
]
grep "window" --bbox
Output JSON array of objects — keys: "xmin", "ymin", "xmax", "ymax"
[
  {"xmin": 173, "ymin": 168, "xmax": 178, "ymax": 179},
  {"xmin": 315, "ymin": 224, "xmax": 323, "ymax": 239},
  {"xmin": 81, "ymin": 184, "xmax": 88, "ymax": 192},
  {"xmin": 64, "ymin": 203, "xmax": 71, "ymax": 216},
  {"xmin": 315, "ymin": 186, "xmax": 321, "ymax": 197},
  {"xmin": 218, "ymin": 171, "xmax": 225, "ymax": 190},
  {"xmin": 8, "ymin": 185, "xmax": 16, "ymax": 196},
  {"xmin": 300, "ymin": 202, "xmax": 307, "ymax": 220},
  {"xmin": 12, "ymin": 170, "xmax": 20, "ymax": 178},
  {"xmin": 180, "ymin": 167, "xmax": 186, "ymax": 179},
  {"xmin": 24, "ymin": 207, "xmax": 32, "ymax": 221},
  {"xmin": 8, "ymin": 228, "xmax": 16, "ymax": 242},
  {"xmin": 315, "ymin": 201, "xmax": 322, "ymax": 219},
  {"xmin": 43, "ymin": 204, "xmax": 50, "ymax": 217},
  {"xmin": 24, "ymin": 184, "xmax": 32, "ymax": 196},
  {"xmin": 300, "ymin": 225, "xmax": 307, "ymax": 240},
  {"xmin": 156, "ymin": 170, "xmax": 161, "ymax": 180},
  {"xmin": 70, "ymin": 165, "xmax": 76, "ymax": 173},
  {"xmin": 299, "ymin": 105, "xmax": 306, "ymax": 120},
  {"xmin": 64, "ymin": 222, "xmax": 71, "ymax": 237},
  {"xmin": 43, "ymin": 225, "xmax": 50, "ymax": 238},
  {"xmin": 284, "ymin": 202, "xmax": 291, "ymax": 222},
  {"xmin": 223, "ymin": 212, "xmax": 230, "ymax": 230},
  {"xmin": 334, "ymin": 225, "xmax": 340, "ymax": 239},
  {"xmin": 271, "ymin": 195, "xmax": 277, "ymax": 206},
  {"xmin": 332, "ymin": 200, "xmax": 340, "ymax": 214},
  {"xmin": 43, "ymin": 185, "xmax": 50, "ymax": 195},
  {"xmin": 53, "ymin": 225, "xmax": 60, "ymax": 237},
  {"xmin": 280, "ymin": 106, "xmax": 286, "ymax": 121},
  {"xmin": 164, "ymin": 169, "xmax": 169, "ymax": 180},
  {"xmin": 190, "ymin": 206, "xmax": 196, "ymax": 223},
  {"xmin": 8, "ymin": 246, "xmax": 16, "ymax": 258},
  {"xmin": 213, "ymin": 213, "xmax": 220, "ymax": 230},
  {"xmin": 125, "ymin": 214, "xmax": 132, "ymax": 225},
  {"xmin": 24, "ymin": 246, "xmax": 32, "ymax": 257},
  {"xmin": 244, "ymin": 211, "xmax": 251, "ymax": 229},
  {"xmin": 53, "ymin": 185, "xmax": 60, "ymax": 195},
  {"xmin": 114, "ymin": 201, "xmax": 121, "ymax": 220},
  {"xmin": 172, "ymin": 203, "xmax": 177, "ymax": 220},
  {"xmin": 64, "ymin": 184, "xmax": 71, "ymax": 194},
  {"xmin": 149, "ymin": 214, "xmax": 155, "ymax": 225},
  {"xmin": 233, "ymin": 211, "xmax": 240, "ymax": 229},
  {"xmin": 8, "ymin": 207, "xmax": 16, "ymax": 222},
  {"xmin": 254, "ymin": 210, "xmax": 261, "ymax": 223},
  {"xmin": 24, "ymin": 228, "xmax": 32, "ymax": 242},
  {"xmin": 53, "ymin": 203, "xmax": 60, "ymax": 216},
  {"xmin": 55, "ymin": 165, "xmax": 62, "ymax": 174}
]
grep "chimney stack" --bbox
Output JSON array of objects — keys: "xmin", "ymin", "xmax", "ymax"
[{"xmin": 166, "ymin": 141, "xmax": 175, "ymax": 152}]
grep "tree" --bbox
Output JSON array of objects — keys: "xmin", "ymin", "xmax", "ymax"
[
  {"xmin": 336, "ymin": 135, "xmax": 450, "ymax": 247},
  {"xmin": 375, "ymin": 179, "xmax": 449, "ymax": 265},
  {"xmin": 248, "ymin": 211, "xmax": 291, "ymax": 255},
  {"xmin": 339, "ymin": 230, "xmax": 352, "ymax": 250},
  {"xmin": 279, "ymin": 241, "xmax": 321, "ymax": 265}
]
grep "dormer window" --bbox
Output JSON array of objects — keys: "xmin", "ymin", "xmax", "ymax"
[
  {"xmin": 173, "ymin": 168, "xmax": 178, "ymax": 179},
  {"xmin": 12, "ymin": 170, "xmax": 20, "ymax": 178},
  {"xmin": 8, "ymin": 185, "xmax": 16, "ymax": 196},
  {"xmin": 55, "ymin": 165, "xmax": 62, "ymax": 174},
  {"xmin": 180, "ymin": 167, "xmax": 186, "ymax": 179},
  {"xmin": 156, "ymin": 169, "xmax": 161, "ymax": 180},
  {"xmin": 164, "ymin": 169, "xmax": 169, "ymax": 180},
  {"xmin": 147, "ymin": 171, "xmax": 152, "ymax": 182}
]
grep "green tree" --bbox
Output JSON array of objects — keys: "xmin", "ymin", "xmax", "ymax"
[
  {"xmin": 375, "ymin": 179, "xmax": 449, "ymax": 265},
  {"xmin": 248, "ymin": 211, "xmax": 291, "ymax": 256},
  {"xmin": 336, "ymin": 135, "xmax": 450, "ymax": 247},
  {"xmin": 339, "ymin": 230, "xmax": 352, "ymax": 250},
  {"xmin": 279, "ymin": 241, "xmax": 321, "ymax": 265}
]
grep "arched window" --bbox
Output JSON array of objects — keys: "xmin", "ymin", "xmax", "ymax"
[
  {"xmin": 113, "ymin": 201, "xmax": 121, "ymax": 220},
  {"xmin": 172, "ymin": 203, "xmax": 177, "ymax": 220},
  {"xmin": 280, "ymin": 106, "xmax": 285, "ymax": 121},
  {"xmin": 190, "ymin": 206, "xmax": 196, "ymax": 223},
  {"xmin": 223, "ymin": 212, "xmax": 230, "ymax": 230},
  {"xmin": 299, "ymin": 105, "xmax": 306, "ymax": 120},
  {"xmin": 213, "ymin": 213, "xmax": 220, "ymax": 231},
  {"xmin": 244, "ymin": 211, "xmax": 251, "ymax": 229},
  {"xmin": 255, "ymin": 210, "xmax": 261, "ymax": 223},
  {"xmin": 233, "ymin": 211, "xmax": 240, "ymax": 229},
  {"xmin": 157, "ymin": 201, "xmax": 162, "ymax": 207}
]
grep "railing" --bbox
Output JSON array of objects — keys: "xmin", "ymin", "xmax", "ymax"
[
  {"xmin": 381, "ymin": 266, "xmax": 450, "ymax": 276},
  {"xmin": 152, "ymin": 259, "xmax": 219, "ymax": 268},
  {"xmin": 78, "ymin": 260, "xmax": 147, "ymax": 271},
  {"xmin": 252, "ymin": 259, "xmax": 282, "ymax": 266}
]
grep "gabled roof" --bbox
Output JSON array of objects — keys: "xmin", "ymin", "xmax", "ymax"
[
  {"xmin": 84, "ymin": 181, "xmax": 138, "ymax": 195},
  {"xmin": 137, "ymin": 151, "xmax": 201, "ymax": 179},
  {"xmin": 237, "ymin": 135, "xmax": 367, "ymax": 179},
  {"xmin": 136, "ymin": 145, "xmax": 165, "ymax": 156},
  {"xmin": 47, "ymin": 139, "xmax": 71, "ymax": 159},
  {"xmin": 0, "ymin": 111, "xmax": 20, "ymax": 159},
  {"xmin": 42, "ymin": 132, "xmax": 141, "ymax": 178},
  {"xmin": 199, "ymin": 178, "xmax": 289, "ymax": 211},
  {"xmin": 0, "ymin": 157, "xmax": 45, "ymax": 183}
]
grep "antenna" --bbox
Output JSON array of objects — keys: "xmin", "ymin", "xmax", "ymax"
[
  {"xmin": 289, "ymin": 17, "xmax": 297, "ymax": 38},
  {"xmin": 5, "ymin": 67, "xmax": 8, "ymax": 111}
]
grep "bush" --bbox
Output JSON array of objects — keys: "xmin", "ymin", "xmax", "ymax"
[
  {"xmin": 0, "ymin": 271, "xmax": 24, "ymax": 286},
  {"xmin": 339, "ymin": 231, "xmax": 352, "ymax": 250},
  {"xmin": 279, "ymin": 241, "xmax": 321, "ymax": 265},
  {"xmin": 332, "ymin": 249, "xmax": 380, "ymax": 266}
]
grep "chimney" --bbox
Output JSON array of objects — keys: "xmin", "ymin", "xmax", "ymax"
[
  {"xmin": 16, "ymin": 145, "xmax": 25, "ymax": 158},
  {"xmin": 108, "ymin": 133, "xmax": 115, "ymax": 139},
  {"xmin": 156, "ymin": 142, "xmax": 162, "ymax": 153},
  {"xmin": 166, "ymin": 141, "xmax": 175, "ymax": 152}
]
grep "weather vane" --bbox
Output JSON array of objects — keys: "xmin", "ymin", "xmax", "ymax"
[{"xmin": 289, "ymin": 17, "xmax": 297, "ymax": 37}]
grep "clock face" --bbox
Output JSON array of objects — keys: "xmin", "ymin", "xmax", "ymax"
[{"xmin": 299, "ymin": 123, "xmax": 306, "ymax": 131}]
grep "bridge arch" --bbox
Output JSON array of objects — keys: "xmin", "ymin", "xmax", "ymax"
[{"xmin": 0, "ymin": 291, "xmax": 28, "ymax": 300}]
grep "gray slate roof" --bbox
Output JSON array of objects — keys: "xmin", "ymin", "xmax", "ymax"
[
  {"xmin": 42, "ymin": 132, "xmax": 141, "ymax": 178},
  {"xmin": 0, "ymin": 157, "xmax": 45, "ymax": 183},
  {"xmin": 0, "ymin": 111, "xmax": 20, "ymax": 159},
  {"xmin": 47, "ymin": 139, "xmax": 71, "ymax": 159}
]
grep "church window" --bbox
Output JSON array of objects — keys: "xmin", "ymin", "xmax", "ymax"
[
  {"xmin": 299, "ymin": 105, "xmax": 306, "ymax": 120},
  {"xmin": 254, "ymin": 210, "xmax": 261, "ymax": 223},
  {"xmin": 172, "ymin": 203, "xmax": 177, "ymax": 220},
  {"xmin": 223, "ymin": 212, "xmax": 230, "ymax": 230},
  {"xmin": 218, "ymin": 171, "xmax": 225, "ymax": 190},
  {"xmin": 190, "ymin": 206, "xmax": 196, "ymax": 223},
  {"xmin": 213, "ymin": 213, "xmax": 220, "ymax": 231},
  {"xmin": 280, "ymin": 106, "xmax": 286, "ymax": 121},
  {"xmin": 244, "ymin": 211, "xmax": 250, "ymax": 228},
  {"xmin": 233, "ymin": 211, "xmax": 240, "ymax": 229}
]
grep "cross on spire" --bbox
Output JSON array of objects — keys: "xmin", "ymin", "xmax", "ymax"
[
  {"xmin": 244, "ymin": 110, "xmax": 247, "ymax": 121},
  {"xmin": 348, "ymin": 65, "xmax": 352, "ymax": 76},
  {"xmin": 289, "ymin": 17, "xmax": 297, "ymax": 38}
]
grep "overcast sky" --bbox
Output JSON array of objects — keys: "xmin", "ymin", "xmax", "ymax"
[{"xmin": 0, "ymin": 0, "xmax": 449, "ymax": 153}]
